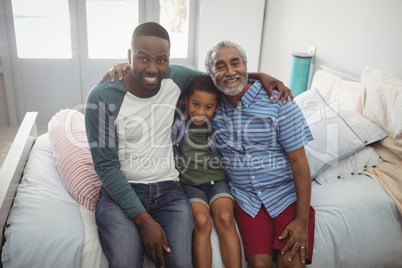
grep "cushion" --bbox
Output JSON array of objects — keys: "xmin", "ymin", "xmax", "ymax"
[
  {"xmin": 310, "ymin": 70, "xmax": 365, "ymax": 113},
  {"xmin": 337, "ymin": 110, "xmax": 387, "ymax": 145},
  {"xmin": 295, "ymin": 88, "xmax": 387, "ymax": 178},
  {"xmin": 361, "ymin": 66, "xmax": 402, "ymax": 143},
  {"xmin": 48, "ymin": 109, "xmax": 102, "ymax": 212},
  {"xmin": 314, "ymin": 146, "xmax": 383, "ymax": 184}
]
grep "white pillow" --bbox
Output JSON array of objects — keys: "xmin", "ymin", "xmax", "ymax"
[
  {"xmin": 314, "ymin": 146, "xmax": 383, "ymax": 184},
  {"xmin": 295, "ymin": 88, "xmax": 387, "ymax": 178},
  {"xmin": 337, "ymin": 110, "xmax": 387, "ymax": 145},
  {"xmin": 310, "ymin": 70, "xmax": 365, "ymax": 113},
  {"xmin": 361, "ymin": 66, "xmax": 402, "ymax": 143}
]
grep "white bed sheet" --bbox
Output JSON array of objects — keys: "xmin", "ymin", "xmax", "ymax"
[
  {"xmin": 2, "ymin": 134, "xmax": 108, "ymax": 268},
  {"xmin": 310, "ymin": 175, "xmax": 402, "ymax": 268}
]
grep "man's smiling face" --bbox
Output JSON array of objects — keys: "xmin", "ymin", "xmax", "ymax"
[
  {"xmin": 210, "ymin": 47, "xmax": 248, "ymax": 97},
  {"xmin": 128, "ymin": 35, "xmax": 170, "ymax": 96}
]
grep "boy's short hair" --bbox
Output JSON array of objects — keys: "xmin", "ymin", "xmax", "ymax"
[
  {"xmin": 132, "ymin": 22, "xmax": 170, "ymax": 46},
  {"xmin": 187, "ymin": 74, "xmax": 222, "ymax": 104}
]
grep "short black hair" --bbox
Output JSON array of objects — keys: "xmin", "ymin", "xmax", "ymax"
[
  {"xmin": 187, "ymin": 74, "xmax": 222, "ymax": 104},
  {"xmin": 132, "ymin": 22, "xmax": 170, "ymax": 46}
]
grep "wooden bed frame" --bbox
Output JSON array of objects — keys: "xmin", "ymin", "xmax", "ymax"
[{"xmin": 0, "ymin": 112, "xmax": 38, "ymax": 245}]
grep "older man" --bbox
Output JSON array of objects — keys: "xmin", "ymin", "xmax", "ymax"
[{"xmin": 205, "ymin": 41, "xmax": 315, "ymax": 268}]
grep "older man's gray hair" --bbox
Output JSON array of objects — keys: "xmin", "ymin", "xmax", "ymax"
[{"xmin": 204, "ymin": 41, "xmax": 248, "ymax": 75}]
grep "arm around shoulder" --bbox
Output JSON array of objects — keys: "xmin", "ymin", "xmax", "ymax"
[{"xmin": 249, "ymin": 72, "xmax": 293, "ymax": 103}]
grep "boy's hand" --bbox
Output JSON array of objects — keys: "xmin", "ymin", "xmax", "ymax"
[
  {"xmin": 133, "ymin": 212, "xmax": 171, "ymax": 267},
  {"xmin": 100, "ymin": 62, "xmax": 130, "ymax": 82}
]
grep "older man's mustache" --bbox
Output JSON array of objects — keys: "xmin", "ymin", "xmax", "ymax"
[{"xmin": 222, "ymin": 74, "xmax": 242, "ymax": 82}]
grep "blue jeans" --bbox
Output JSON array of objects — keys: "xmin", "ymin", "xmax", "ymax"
[
  {"xmin": 96, "ymin": 181, "xmax": 194, "ymax": 268},
  {"xmin": 182, "ymin": 180, "xmax": 234, "ymax": 208}
]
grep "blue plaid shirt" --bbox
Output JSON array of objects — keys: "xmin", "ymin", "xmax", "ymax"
[{"xmin": 211, "ymin": 80, "xmax": 313, "ymax": 218}]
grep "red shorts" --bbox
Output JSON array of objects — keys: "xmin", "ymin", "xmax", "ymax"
[{"xmin": 235, "ymin": 202, "xmax": 315, "ymax": 264}]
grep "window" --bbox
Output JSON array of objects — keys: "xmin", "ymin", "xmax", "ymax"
[
  {"xmin": 86, "ymin": 0, "xmax": 139, "ymax": 59},
  {"xmin": 86, "ymin": 0, "xmax": 194, "ymax": 62},
  {"xmin": 159, "ymin": 0, "xmax": 190, "ymax": 59},
  {"xmin": 10, "ymin": 0, "xmax": 196, "ymax": 64},
  {"xmin": 11, "ymin": 0, "xmax": 72, "ymax": 58}
]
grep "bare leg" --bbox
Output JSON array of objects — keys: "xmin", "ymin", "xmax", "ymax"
[
  {"xmin": 247, "ymin": 254, "xmax": 273, "ymax": 268},
  {"xmin": 211, "ymin": 198, "xmax": 242, "ymax": 268},
  {"xmin": 191, "ymin": 203, "xmax": 213, "ymax": 268},
  {"xmin": 275, "ymin": 250, "xmax": 305, "ymax": 268}
]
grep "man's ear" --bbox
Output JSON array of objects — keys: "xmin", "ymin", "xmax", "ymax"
[{"xmin": 127, "ymin": 49, "xmax": 132, "ymax": 63}]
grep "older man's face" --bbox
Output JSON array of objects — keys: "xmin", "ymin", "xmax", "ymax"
[{"xmin": 210, "ymin": 47, "xmax": 248, "ymax": 96}]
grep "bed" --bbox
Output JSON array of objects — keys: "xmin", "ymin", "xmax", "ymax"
[{"xmin": 1, "ymin": 66, "xmax": 402, "ymax": 268}]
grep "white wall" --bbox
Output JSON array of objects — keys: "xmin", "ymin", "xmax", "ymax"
[
  {"xmin": 260, "ymin": 0, "xmax": 402, "ymax": 85},
  {"xmin": 196, "ymin": 0, "xmax": 266, "ymax": 72}
]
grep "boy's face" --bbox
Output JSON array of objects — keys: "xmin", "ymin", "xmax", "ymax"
[
  {"xmin": 128, "ymin": 36, "xmax": 170, "ymax": 96},
  {"xmin": 186, "ymin": 90, "xmax": 220, "ymax": 127}
]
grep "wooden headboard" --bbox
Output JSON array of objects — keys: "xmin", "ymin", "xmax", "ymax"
[{"xmin": 0, "ymin": 112, "xmax": 38, "ymax": 244}]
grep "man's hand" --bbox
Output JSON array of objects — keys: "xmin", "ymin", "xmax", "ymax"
[
  {"xmin": 133, "ymin": 211, "xmax": 171, "ymax": 267},
  {"xmin": 267, "ymin": 79, "xmax": 294, "ymax": 104},
  {"xmin": 100, "ymin": 62, "xmax": 130, "ymax": 82},
  {"xmin": 249, "ymin": 72, "xmax": 294, "ymax": 104},
  {"xmin": 278, "ymin": 218, "xmax": 308, "ymax": 264}
]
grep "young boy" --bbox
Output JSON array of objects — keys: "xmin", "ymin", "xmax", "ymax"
[{"xmin": 171, "ymin": 74, "xmax": 242, "ymax": 268}]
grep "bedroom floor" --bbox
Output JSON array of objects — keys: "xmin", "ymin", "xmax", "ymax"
[{"xmin": 0, "ymin": 125, "xmax": 48, "ymax": 170}]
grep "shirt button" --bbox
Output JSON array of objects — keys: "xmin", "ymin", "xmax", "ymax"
[
  {"xmin": 252, "ymin": 176, "xmax": 255, "ymax": 179},
  {"xmin": 234, "ymin": 110, "xmax": 238, "ymax": 113},
  {"xmin": 237, "ymin": 130, "xmax": 240, "ymax": 134},
  {"xmin": 176, "ymin": 144, "xmax": 179, "ymax": 146},
  {"xmin": 258, "ymin": 191, "xmax": 261, "ymax": 195},
  {"xmin": 248, "ymin": 155, "xmax": 251, "ymax": 158}
]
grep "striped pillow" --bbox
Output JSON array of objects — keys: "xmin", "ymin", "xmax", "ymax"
[{"xmin": 48, "ymin": 109, "xmax": 102, "ymax": 212}]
